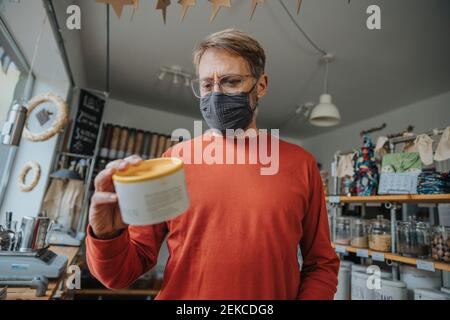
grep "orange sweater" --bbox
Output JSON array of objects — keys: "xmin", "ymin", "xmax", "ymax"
[{"xmin": 86, "ymin": 134, "xmax": 339, "ymax": 299}]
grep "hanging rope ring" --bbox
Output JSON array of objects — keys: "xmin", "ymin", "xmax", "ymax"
[
  {"xmin": 18, "ymin": 161, "xmax": 41, "ymax": 192},
  {"xmin": 23, "ymin": 93, "xmax": 69, "ymax": 142}
]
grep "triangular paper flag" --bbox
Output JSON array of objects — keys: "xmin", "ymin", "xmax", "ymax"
[
  {"xmin": 97, "ymin": 0, "xmax": 136, "ymax": 18},
  {"xmin": 130, "ymin": 0, "xmax": 139, "ymax": 21},
  {"xmin": 297, "ymin": 0, "xmax": 303, "ymax": 15},
  {"xmin": 156, "ymin": 0, "xmax": 171, "ymax": 24},
  {"xmin": 250, "ymin": 0, "xmax": 264, "ymax": 20},
  {"xmin": 209, "ymin": 0, "xmax": 231, "ymax": 23},
  {"xmin": 178, "ymin": 0, "xmax": 196, "ymax": 21}
]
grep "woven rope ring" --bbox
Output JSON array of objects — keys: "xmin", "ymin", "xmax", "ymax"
[{"xmin": 23, "ymin": 93, "xmax": 68, "ymax": 142}]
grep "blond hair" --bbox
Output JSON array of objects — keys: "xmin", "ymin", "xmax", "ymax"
[{"xmin": 193, "ymin": 28, "xmax": 266, "ymax": 78}]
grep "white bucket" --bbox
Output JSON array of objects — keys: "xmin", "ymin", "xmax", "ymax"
[
  {"xmin": 113, "ymin": 158, "xmax": 190, "ymax": 225},
  {"xmin": 400, "ymin": 265, "xmax": 442, "ymax": 300},
  {"xmin": 443, "ymin": 271, "xmax": 450, "ymax": 288},
  {"xmin": 351, "ymin": 266, "xmax": 392, "ymax": 300},
  {"xmin": 374, "ymin": 278, "xmax": 408, "ymax": 300},
  {"xmin": 351, "ymin": 271, "xmax": 375, "ymax": 300},
  {"xmin": 414, "ymin": 288, "xmax": 450, "ymax": 300}
]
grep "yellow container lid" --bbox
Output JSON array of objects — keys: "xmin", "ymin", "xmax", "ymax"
[{"xmin": 112, "ymin": 158, "xmax": 183, "ymax": 184}]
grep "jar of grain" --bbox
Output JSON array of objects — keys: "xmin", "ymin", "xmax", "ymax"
[
  {"xmin": 350, "ymin": 218, "xmax": 369, "ymax": 248},
  {"xmin": 369, "ymin": 215, "xmax": 391, "ymax": 252}
]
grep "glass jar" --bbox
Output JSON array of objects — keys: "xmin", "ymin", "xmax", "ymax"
[
  {"xmin": 335, "ymin": 217, "xmax": 352, "ymax": 245},
  {"xmin": 431, "ymin": 225, "xmax": 450, "ymax": 262},
  {"xmin": 396, "ymin": 218, "xmax": 431, "ymax": 258},
  {"xmin": 368, "ymin": 215, "xmax": 391, "ymax": 252},
  {"xmin": 350, "ymin": 218, "xmax": 369, "ymax": 248}
]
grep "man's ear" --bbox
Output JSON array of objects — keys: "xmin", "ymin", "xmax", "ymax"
[{"xmin": 256, "ymin": 74, "xmax": 268, "ymax": 98}]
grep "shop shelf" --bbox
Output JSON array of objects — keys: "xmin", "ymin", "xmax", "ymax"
[
  {"xmin": 326, "ymin": 194, "xmax": 450, "ymax": 204},
  {"xmin": 331, "ymin": 243, "xmax": 450, "ymax": 272}
]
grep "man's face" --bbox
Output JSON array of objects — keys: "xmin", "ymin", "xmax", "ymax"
[{"xmin": 198, "ymin": 48, "xmax": 268, "ymax": 116}]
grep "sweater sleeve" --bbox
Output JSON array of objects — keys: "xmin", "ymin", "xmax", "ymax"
[
  {"xmin": 85, "ymin": 223, "xmax": 168, "ymax": 290},
  {"xmin": 297, "ymin": 159, "xmax": 340, "ymax": 300}
]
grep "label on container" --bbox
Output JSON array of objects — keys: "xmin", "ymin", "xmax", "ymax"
[
  {"xmin": 416, "ymin": 260, "xmax": 435, "ymax": 272},
  {"xmin": 372, "ymin": 252, "xmax": 385, "ymax": 262},
  {"xmin": 356, "ymin": 249, "xmax": 369, "ymax": 258},
  {"xmin": 335, "ymin": 245, "xmax": 347, "ymax": 254}
]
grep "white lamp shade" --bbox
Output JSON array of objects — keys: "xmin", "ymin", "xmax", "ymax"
[{"xmin": 309, "ymin": 94, "xmax": 341, "ymax": 127}]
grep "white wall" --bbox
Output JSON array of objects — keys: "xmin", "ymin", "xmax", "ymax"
[
  {"xmin": 301, "ymin": 90, "xmax": 450, "ymax": 172},
  {"xmin": 0, "ymin": 1, "xmax": 71, "ymax": 223},
  {"xmin": 0, "ymin": 82, "xmax": 70, "ymax": 224}
]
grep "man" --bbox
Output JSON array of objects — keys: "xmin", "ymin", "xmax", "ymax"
[{"xmin": 86, "ymin": 29, "xmax": 339, "ymax": 300}]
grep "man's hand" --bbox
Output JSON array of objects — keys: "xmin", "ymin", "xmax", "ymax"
[{"xmin": 89, "ymin": 155, "xmax": 143, "ymax": 239}]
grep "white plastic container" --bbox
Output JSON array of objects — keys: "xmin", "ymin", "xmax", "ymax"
[
  {"xmin": 334, "ymin": 261, "xmax": 353, "ymax": 300},
  {"xmin": 414, "ymin": 288, "xmax": 450, "ymax": 300},
  {"xmin": 351, "ymin": 271, "xmax": 374, "ymax": 300},
  {"xmin": 351, "ymin": 266, "xmax": 392, "ymax": 300},
  {"xmin": 441, "ymin": 287, "xmax": 450, "ymax": 294},
  {"xmin": 374, "ymin": 279, "xmax": 408, "ymax": 300},
  {"xmin": 400, "ymin": 265, "xmax": 442, "ymax": 300},
  {"xmin": 443, "ymin": 271, "xmax": 450, "ymax": 288},
  {"xmin": 113, "ymin": 158, "xmax": 190, "ymax": 225}
]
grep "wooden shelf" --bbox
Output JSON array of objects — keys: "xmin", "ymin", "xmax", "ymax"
[
  {"xmin": 332, "ymin": 243, "xmax": 450, "ymax": 272},
  {"xmin": 327, "ymin": 194, "xmax": 450, "ymax": 204}
]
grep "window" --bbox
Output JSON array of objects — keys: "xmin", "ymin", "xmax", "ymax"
[
  {"xmin": 0, "ymin": 13, "xmax": 34, "ymax": 206},
  {"xmin": 0, "ymin": 51, "xmax": 22, "ymax": 123},
  {"xmin": 0, "ymin": 13, "xmax": 32, "ymax": 118}
]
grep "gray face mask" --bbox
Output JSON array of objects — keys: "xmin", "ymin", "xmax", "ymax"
[{"xmin": 200, "ymin": 87, "xmax": 257, "ymax": 132}]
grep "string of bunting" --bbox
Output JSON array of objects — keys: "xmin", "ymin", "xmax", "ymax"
[{"xmin": 95, "ymin": 0, "xmax": 305, "ymax": 23}]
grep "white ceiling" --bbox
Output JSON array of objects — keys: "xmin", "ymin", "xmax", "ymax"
[{"xmin": 60, "ymin": 0, "xmax": 450, "ymax": 138}]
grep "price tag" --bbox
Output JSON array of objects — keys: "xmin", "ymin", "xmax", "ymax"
[
  {"xmin": 356, "ymin": 249, "xmax": 369, "ymax": 258},
  {"xmin": 335, "ymin": 245, "xmax": 347, "ymax": 254},
  {"xmin": 416, "ymin": 260, "xmax": 435, "ymax": 272},
  {"xmin": 328, "ymin": 196, "xmax": 341, "ymax": 204},
  {"xmin": 372, "ymin": 252, "xmax": 385, "ymax": 262}
]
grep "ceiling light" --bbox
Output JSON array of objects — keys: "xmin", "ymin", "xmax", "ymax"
[
  {"xmin": 309, "ymin": 94, "xmax": 341, "ymax": 127},
  {"xmin": 309, "ymin": 54, "xmax": 341, "ymax": 127}
]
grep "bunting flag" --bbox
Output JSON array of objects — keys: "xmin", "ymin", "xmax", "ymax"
[
  {"xmin": 95, "ymin": 0, "xmax": 305, "ymax": 22},
  {"xmin": 96, "ymin": 0, "xmax": 137, "ymax": 18},
  {"xmin": 178, "ymin": 0, "xmax": 196, "ymax": 21},
  {"xmin": 250, "ymin": 0, "xmax": 264, "ymax": 20},
  {"xmin": 297, "ymin": 0, "xmax": 303, "ymax": 15},
  {"xmin": 209, "ymin": 0, "xmax": 231, "ymax": 23},
  {"xmin": 156, "ymin": 0, "xmax": 171, "ymax": 24}
]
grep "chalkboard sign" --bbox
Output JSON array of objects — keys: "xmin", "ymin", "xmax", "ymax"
[{"xmin": 69, "ymin": 90, "xmax": 105, "ymax": 156}]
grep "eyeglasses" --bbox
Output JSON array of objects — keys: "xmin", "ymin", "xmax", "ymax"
[{"xmin": 191, "ymin": 74, "xmax": 256, "ymax": 98}]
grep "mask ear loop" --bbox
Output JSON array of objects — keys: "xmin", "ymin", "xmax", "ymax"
[{"xmin": 246, "ymin": 80, "xmax": 260, "ymax": 115}]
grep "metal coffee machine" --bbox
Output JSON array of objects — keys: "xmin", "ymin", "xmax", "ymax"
[{"xmin": 0, "ymin": 213, "xmax": 68, "ymax": 279}]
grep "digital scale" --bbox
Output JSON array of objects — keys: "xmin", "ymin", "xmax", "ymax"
[{"xmin": 0, "ymin": 248, "xmax": 68, "ymax": 279}]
